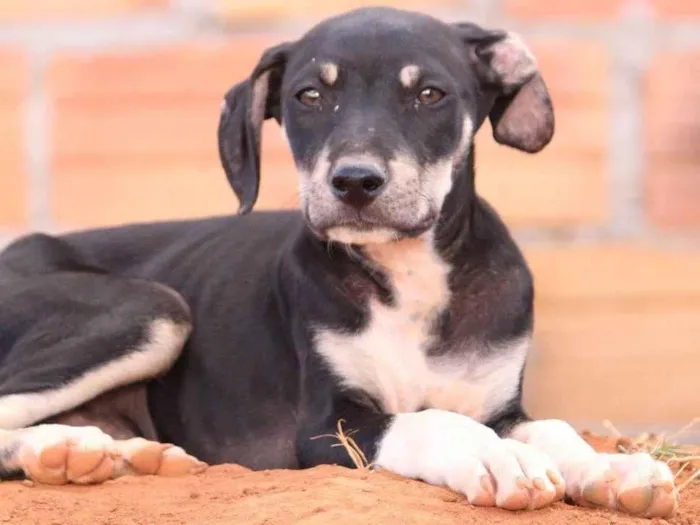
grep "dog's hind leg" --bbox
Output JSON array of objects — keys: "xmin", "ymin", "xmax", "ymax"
[
  {"xmin": 0, "ymin": 271, "xmax": 192, "ymax": 431},
  {"xmin": 0, "ymin": 235, "xmax": 206, "ymax": 483},
  {"xmin": 0, "ymin": 273, "xmax": 208, "ymax": 484}
]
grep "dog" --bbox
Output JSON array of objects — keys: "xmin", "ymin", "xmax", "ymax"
[{"xmin": 0, "ymin": 7, "xmax": 677, "ymax": 518}]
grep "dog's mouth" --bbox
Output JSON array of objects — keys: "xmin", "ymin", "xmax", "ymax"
[{"xmin": 304, "ymin": 211, "xmax": 437, "ymax": 245}]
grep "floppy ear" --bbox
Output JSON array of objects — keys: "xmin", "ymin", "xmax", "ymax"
[
  {"xmin": 218, "ymin": 42, "xmax": 291, "ymax": 214},
  {"xmin": 455, "ymin": 23, "xmax": 554, "ymax": 153}
]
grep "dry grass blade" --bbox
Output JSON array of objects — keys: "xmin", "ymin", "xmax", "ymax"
[
  {"xmin": 669, "ymin": 417, "xmax": 700, "ymax": 443},
  {"xmin": 310, "ymin": 419, "xmax": 372, "ymax": 470},
  {"xmin": 677, "ymin": 469, "xmax": 700, "ymax": 493},
  {"xmin": 674, "ymin": 461, "xmax": 692, "ymax": 481},
  {"xmin": 668, "ymin": 456, "xmax": 700, "ymax": 463}
]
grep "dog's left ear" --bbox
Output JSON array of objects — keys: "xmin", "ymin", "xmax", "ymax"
[
  {"xmin": 454, "ymin": 23, "xmax": 554, "ymax": 153},
  {"xmin": 218, "ymin": 42, "xmax": 291, "ymax": 214}
]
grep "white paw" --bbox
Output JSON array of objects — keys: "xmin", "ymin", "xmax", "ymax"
[
  {"xmin": 113, "ymin": 437, "xmax": 207, "ymax": 477},
  {"xmin": 13, "ymin": 426, "xmax": 207, "ymax": 485},
  {"xmin": 562, "ymin": 452, "xmax": 678, "ymax": 518},
  {"xmin": 374, "ymin": 410, "xmax": 565, "ymax": 510},
  {"xmin": 17, "ymin": 425, "xmax": 117, "ymax": 485},
  {"xmin": 439, "ymin": 437, "xmax": 565, "ymax": 510}
]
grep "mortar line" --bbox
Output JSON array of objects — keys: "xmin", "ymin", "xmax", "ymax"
[
  {"xmin": 23, "ymin": 44, "xmax": 52, "ymax": 233},
  {"xmin": 606, "ymin": 2, "xmax": 658, "ymax": 238}
]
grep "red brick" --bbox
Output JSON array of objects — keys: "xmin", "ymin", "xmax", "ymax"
[
  {"xmin": 0, "ymin": 0, "xmax": 166, "ymax": 21},
  {"xmin": 524, "ymin": 244, "xmax": 700, "ymax": 303},
  {"xmin": 644, "ymin": 48, "xmax": 700, "ymax": 230},
  {"xmin": 477, "ymin": 39, "xmax": 609, "ymax": 228},
  {"xmin": 652, "ymin": 0, "xmax": 700, "ymax": 18},
  {"xmin": 48, "ymin": 38, "xmax": 297, "ymax": 228},
  {"xmin": 508, "ymin": 0, "xmax": 700, "ymax": 20},
  {"xmin": 0, "ymin": 50, "xmax": 28, "ymax": 229},
  {"xmin": 214, "ymin": 0, "xmax": 464, "ymax": 23},
  {"xmin": 522, "ymin": 243, "xmax": 700, "ymax": 423},
  {"xmin": 506, "ymin": 0, "xmax": 626, "ymax": 20}
]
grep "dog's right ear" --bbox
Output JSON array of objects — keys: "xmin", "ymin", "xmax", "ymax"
[
  {"xmin": 218, "ymin": 42, "xmax": 291, "ymax": 214},
  {"xmin": 454, "ymin": 23, "xmax": 554, "ymax": 154}
]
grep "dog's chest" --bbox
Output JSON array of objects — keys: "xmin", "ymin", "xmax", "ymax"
[{"xmin": 314, "ymin": 238, "xmax": 526, "ymax": 421}]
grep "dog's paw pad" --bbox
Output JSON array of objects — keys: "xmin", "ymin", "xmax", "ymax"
[
  {"xmin": 564, "ymin": 453, "xmax": 679, "ymax": 518},
  {"xmin": 116, "ymin": 438, "xmax": 170, "ymax": 475},
  {"xmin": 547, "ymin": 469, "xmax": 566, "ymax": 500},
  {"xmin": 19, "ymin": 425, "xmax": 115, "ymax": 485},
  {"xmin": 467, "ymin": 474, "xmax": 496, "ymax": 506},
  {"xmin": 115, "ymin": 438, "xmax": 207, "ymax": 477},
  {"xmin": 158, "ymin": 446, "xmax": 207, "ymax": 476},
  {"xmin": 617, "ymin": 485, "xmax": 654, "ymax": 514},
  {"xmin": 497, "ymin": 486, "xmax": 531, "ymax": 511},
  {"xmin": 646, "ymin": 484, "xmax": 679, "ymax": 518},
  {"xmin": 37, "ymin": 440, "xmax": 70, "ymax": 470},
  {"xmin": 477, "ymin": 439, "xmax": 564, "ymax": 511}
]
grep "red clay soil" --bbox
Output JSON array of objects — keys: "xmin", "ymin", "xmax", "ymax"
[{"xmin": 1, "ymin": 434, "xmax": 697, "ymax": 525}]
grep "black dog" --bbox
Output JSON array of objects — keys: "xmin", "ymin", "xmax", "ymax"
[{"xmin": 0, "ymin": 7, "xmax": 677, "ymax": 518}]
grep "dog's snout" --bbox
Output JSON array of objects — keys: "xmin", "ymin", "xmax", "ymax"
[{"xmin": 329, "ymin": 166, "xmax": 386, "ymax": 208}]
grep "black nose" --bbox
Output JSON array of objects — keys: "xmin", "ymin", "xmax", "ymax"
[{"xmin": 329, "ymin": 166, "xmax": 387, "ymax": 208}]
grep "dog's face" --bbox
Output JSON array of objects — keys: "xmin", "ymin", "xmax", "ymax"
[{"xmin": 219, "ymin": 8, "xmax": 554, "ymax": 244}]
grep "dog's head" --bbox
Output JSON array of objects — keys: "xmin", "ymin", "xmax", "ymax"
[{"xmin": 218, "ymin": 7, "xmax": 554, "ymax": 244}]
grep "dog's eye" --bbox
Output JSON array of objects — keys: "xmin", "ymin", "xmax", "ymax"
[
  {"xmin": 297, "ymin": 88, "xmax": 323, "ymax": 107},
  {"xmin": 417, "ymin": 87, "xmax": 445, "ymax": 106}
]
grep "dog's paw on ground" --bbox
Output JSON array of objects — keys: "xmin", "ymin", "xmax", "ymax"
[
  {"xmin": 430, "ymin": 438, "xmax": 565, "ymax": 510},
  {"xmin": 563, "ymin": 452, "xmax": 678, "ymax": 518},
  {"xmin": 479, "ymin": 439, "xmax": 566, "ymax": 510},
  {"xmin": 114, "ymin": 437, "xmax": 207, "ymax": 477},
  {"xmin": 17, "ymin": 425, "xmax": 117, "ymax": 485},
  {"xmin": 16, "ymin": 425, "xmax": 206, "ymax": 485}
]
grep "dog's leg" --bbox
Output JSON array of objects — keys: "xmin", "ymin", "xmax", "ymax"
[
  {"xmin": 0, "ymin": 271, "xmax": 191, "ymax": 431},
  {"xmin": 0, "ymin": 273, "xmax": 209, "ymax": 484},
  {"xmin": 0, "ymin": 425, "xmax": 206, "ymax": 484},
  {"xmin": 0, "ymin": 234, "xmax": 207, "ymax": 483},
  {"xmin": 509, "ymin": 419, "xmax": 678, "ymax": 518},
  {"xmin": 299, "ymin": 403, "xmax": 564, "ymax": 510}
]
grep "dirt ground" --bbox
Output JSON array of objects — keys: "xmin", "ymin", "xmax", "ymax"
[{"xmin": 1, "ymin": 433, "xmax": 697, "ymax": 525}]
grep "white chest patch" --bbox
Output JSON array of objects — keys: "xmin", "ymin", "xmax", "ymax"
[{"xmin": 314, "ymin": 236, "xmax": 529, "ymax": 422}]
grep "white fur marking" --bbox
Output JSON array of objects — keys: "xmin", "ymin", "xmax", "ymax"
[
  {"xmin": 0, "ymin": 320, "xmax": 189, "ymax": 430},
  {"xmin": 511, "ymin": 420, "xmax": 597, "ymax": 473},
  {"xmin": 374, "ymin": 409, "xmax": 562, "ymax": 509},
  {"xmin": 315, "ymin": 234, "xmax": 529, "ymax": 420},
  {"xmin": 399, "ymin": 65, "xmax": 420, "ymax": 88},
  {"xmin": 320, "ymin": 62, "xmax": 339, "ymax": 86},
  {"xmin": 326, "ymin": 227, "xmax": 399, "ymax": 245},
  {"xmin": 454, "ymin": 116, "xmax": 475, "ymax": 166},
  {"xmin": 298, "ymin": 146, "xmax": 332, "ymax": 210}
]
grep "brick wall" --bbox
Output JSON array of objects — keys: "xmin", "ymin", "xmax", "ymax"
[{"xmin": 0, "ymin": 0, "xmax": 698, "ymax": 438}]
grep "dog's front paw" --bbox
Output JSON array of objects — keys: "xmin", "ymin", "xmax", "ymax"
[
  {"xmin": 375, "ymin": 410, "xmax": 565, "ymax": 511},
  {"xmin": 562, "ymin": 453, "xmax": 678, "ymax": 518},
  {"xmin": 462, "ymin": 438, "xmax": 565, "ymax": 510}
]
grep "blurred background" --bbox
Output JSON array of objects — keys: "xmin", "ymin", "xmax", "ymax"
[{"xmin": 0, "ymin": 0, "xmax": 698, "ymax": 441}]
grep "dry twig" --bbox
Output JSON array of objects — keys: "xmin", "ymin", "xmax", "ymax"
[
  {"xmin": 311, "ymin": 419, "xmax": 372, "ymax": 470},
  {"xmin": 602, "ymin": 418, "xmax": 700, "ymax": 492}
]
